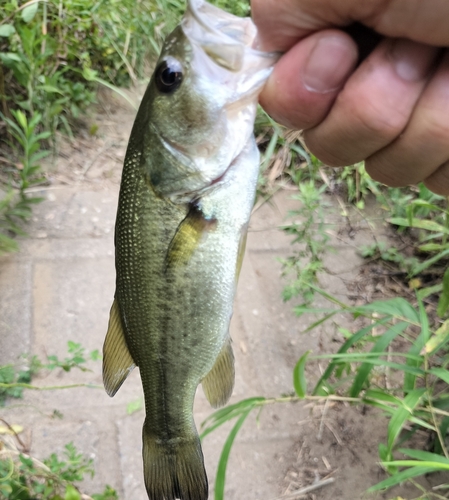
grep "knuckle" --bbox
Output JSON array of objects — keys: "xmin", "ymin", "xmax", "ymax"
[
  {"xmin": 342, "ymin": 92, "xmax": 408, "ymax": 140},
  {"xmin": 421, "ymin": 112, "xmax": 449, "ymax": 145},
  {"xmin": 365, "ymin": 156, "xmax": 405, "ymax": 187}
]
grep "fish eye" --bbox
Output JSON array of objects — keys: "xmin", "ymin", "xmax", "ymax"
[{"xmin": 155, "ymin": 59, "xmax": 183, "ymax": 94}]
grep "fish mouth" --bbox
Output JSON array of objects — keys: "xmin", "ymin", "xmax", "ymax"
[{"xmin": 183, "ymin": 0, "xmax": 279, "ymax": 75}]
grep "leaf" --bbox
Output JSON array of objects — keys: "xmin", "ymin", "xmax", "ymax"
[
  {"xmin": 37, "ymin": 84, "xmax": 64, "ymax": 94},
  {"xmin": 0, "ymin": 52, "xmax": 23, "ymax": 64},
  {"xmin": 353, "ymin": 298, "xmax": 419, "ymax": 323},
  {"xmin": 65, "ymin": 484, "xmax": 81, "ymax": 500},
  {"xmin": 384, "ymin": 460, "xmax": 449, "ymax": 470},
  {"xmin": 387, "ymin": 388, "xmax": 425, "ymax": 457},
  {"xmin": 312, "ymin": 319, "xmax": 390, "ymax": 396},
  {"xmin": 293, "ymin": 351, "xmax": 310, "ymax": 398},
  {"xmin": 437, "ymin": 267, "xmax": 449, "ymax": 318},
  {"xmin": 429, "ymin": 367, "xmax": 449, "ymax": 385},
  {"xmin": 403, "ymin": 300, "xmax": 427, "ymax": 392},
  {"xmin": 422, "ymin": 319, "xmax": 449, "ymax": 355},
  {"xmin": 13, "ymin": 109, "xmax": 27, "ymax": 131},
  {"xmin": 22, "ymin": 2, "xmax": 39, "ymax": 23},
  {"xmin": 349, "ymin": 322, "xmax": 407, "ymax": 397},
  {"xmin": 389, "ymin": 217, "xmax": 449, "ymax": 235},
  {"xmin": 418, "ymin": 243, "xmax": 446, "ymax": 252},
  {"xmin": 200, "ymin": 398, "xmax": 264, "ymax": 440},
  {"xmin": 214, "ymin": 408, "xmax": 252, "ymax": 500},
  {"xmin": 0, "ymin": 24, "xmax": 15, "ymax": 37},
  {"xmin": 411, "ymin": 248, "xmax": 449, "ymax": 276},
  {"xmin": 399, "ymin": 448, "xmax": 449, "ymax": 464},
  {"xmin": 364, "ymin": 389, "xmax": 401, "ymax": 406},
  {"xmin": 367, "ymin": 466, "xmax": 436, "ymax": 492}
]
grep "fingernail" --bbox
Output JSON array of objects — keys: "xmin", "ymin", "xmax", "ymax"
[
  {"xmin": 389, "ymin": 39, "xmax": 436, "ymax": 82},
  {"xmin": 301, "ymin": 36, "xmax": 356, "ymax": 93}
]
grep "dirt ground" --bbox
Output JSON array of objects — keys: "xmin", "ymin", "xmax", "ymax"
[{"xmin": 0, "ymin": 87, "xmax": 444, "ymax": 500}]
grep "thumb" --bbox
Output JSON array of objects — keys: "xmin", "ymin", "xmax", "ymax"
[{"xmin": 259, "ymin": 30, "xmax": 358, "ymax": 130}]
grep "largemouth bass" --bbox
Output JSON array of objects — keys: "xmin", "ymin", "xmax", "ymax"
[{"xmin": 102, "ymin": 1, "xmax": 277, "ymax": 499}]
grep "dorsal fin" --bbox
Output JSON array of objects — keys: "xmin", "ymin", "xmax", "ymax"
[{"xmin": 103, "ymin": 298, "xmax": 135, "ymax": 397}]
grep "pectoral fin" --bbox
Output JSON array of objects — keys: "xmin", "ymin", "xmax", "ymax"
[
  {"xmin": 235, "ymin": 225, "xmax": 248, "ymax": 283},
  {"xmin": 165, "ymin": 203, "xmax": 216, "ymax": 270},
  {"xmin": 202, "ymin": 338, "xmax": 235, "ymax": 409},
  {"xmin": 103, "ymin": 298, "xmax": 135, "ymax": 397}
]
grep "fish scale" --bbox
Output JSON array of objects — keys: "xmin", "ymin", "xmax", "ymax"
[{"xmin": 102, "ymin": 1, "xmax": 278, "ymax": 499}]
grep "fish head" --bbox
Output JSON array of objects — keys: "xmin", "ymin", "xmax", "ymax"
[{"xmin": 141, "ymin": 0, "xmax": 279, "ymax": 201}]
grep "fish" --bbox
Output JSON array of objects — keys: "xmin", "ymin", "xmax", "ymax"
[{"xmin": 102, "ymin": 1, "xmax": 277, "ymax": 499}]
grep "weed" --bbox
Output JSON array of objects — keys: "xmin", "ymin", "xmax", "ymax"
[
  {"xmin": 0, "ymin": 440, "xmax": 118, "ymax": 499},
  {"xmin": 280, "ymin": 180, "xmax": 332, "ymax": 306},
  {"xmin": 43, "ymin": 341, "xmax": 101, "ymax": 373},
  {"xmin": 0, "ymin": 363, "xmax": 34, "ymax": 406},
  {"xmin": 0, "ymin": 342, "xmax": 101, "ymax": 407},
  {"xmin": 202, "ymin": 293, "xmax": 449, "ymax": 497},
  {"xmin": 360, "ymin": 241, "xmax": 421, "ymax": 278},
  {"xmin": 0, "ymin": 109, "xmax": 48, "ymax": 253}
]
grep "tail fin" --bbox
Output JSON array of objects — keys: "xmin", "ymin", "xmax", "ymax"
[{"xmin": 143, "ymin": 425, "xmax": 208, "ymax": 500}]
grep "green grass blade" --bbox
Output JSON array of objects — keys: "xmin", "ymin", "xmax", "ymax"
[
  {"xmin": 300, "ymin": 311, "xmax": 339, "ymax": 333},
  {"xmin": 200, "ymin": 398, "xmax": 264, "ymax": 439},
  {"xmin": 349, "ymin": 321, "xmax": 407, "ymax": 397},
  {"xmin": 387, "ymin": 388, "xmax": 426, "ymax": 457},
  {"xmin": 293, "ymin": 351, "xmax": 310, "ymax": 398},
  {"xmin": 398, "ymin": 448, "xmax": 449, "ymax": 464},
  {"xmin": 367, "ymin": 466, "xmax": 436, "ymax": 491},
  {"xmin": 429, "ymin": 367, "xmax": 449, "ymax": 384},
  {"xmin": 389, "ymin": 217, "xmax": 449, "ymax": 235},
  {"xmin": 383, "ymin": 460, "xmax": 449, "ymax": 470},
  {"xmin": 437, "ymin": 267, "xmax": 449, "ymax": 317},
  {"xmin": 404, "ymin": 297, "xmax": 428, "ymax": 392},
  {"xmin": 412, "ymin": 248, "xmax": 449, "ymax": 275},
  {"xmin": 363, "ymin": 389, "xmax": 400, "ymax": 405},
  {"xmin": 260, "ymin": 129, "xmax": 279, "ymax": 173},
  {"xmin": 353, "ymin": 297, "xmax": 419, "ymax": 324},
  {"xmin": 312, "ymin": 319, "xmax": 389, "ymax": 396},
  {"xmin": 214, "ymin": 408, "xmax": 252, "ymax": 500}
]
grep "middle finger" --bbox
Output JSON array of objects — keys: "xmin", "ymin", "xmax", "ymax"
[{"xmin": 303, "ymin": 38, "xmax": 439, "ymax": 167}]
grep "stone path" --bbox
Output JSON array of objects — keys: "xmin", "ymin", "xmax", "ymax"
[{"xmin": 1, "ymin": 177, "xmax": 422, "ymax": 499}]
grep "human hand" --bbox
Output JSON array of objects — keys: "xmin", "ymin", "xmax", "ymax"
[{"xmin": 251, "ymin": 0, "xmax": 449, "ymax": 195}]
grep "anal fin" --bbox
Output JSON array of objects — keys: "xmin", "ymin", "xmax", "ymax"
[
  {"xmin": 202, "ymin": 338, "xmax": 235, "ymax": 409},
  {"xmin": 103, "ymin": 298, "xmax": 135, "ymax": 397}
]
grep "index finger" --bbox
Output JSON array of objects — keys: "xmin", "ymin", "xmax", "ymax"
[{"xmin": 251, "ymin": 0, "xmax": 449, "ymax": 51}]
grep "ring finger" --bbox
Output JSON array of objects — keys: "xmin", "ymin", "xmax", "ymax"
[{"xmin": 366, "ymin": 50, "xmax": 449, "ymax": 190}]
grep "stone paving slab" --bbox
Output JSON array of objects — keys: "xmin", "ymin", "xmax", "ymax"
[{"xmin": 0, "ymin": 258, "xmax": 32, "ymax": 365}]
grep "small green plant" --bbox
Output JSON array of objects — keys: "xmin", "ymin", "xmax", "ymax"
[
  {"xmin": 280, "ymin": 180, "xmax": 332, "ymax": 306},
  {"xmin": 0, "ymin": 109, "xmax": 49, "ymax": 252},
  {"xmin": 360, "ymin": 241, "xmax": 421, "ymax": 277},
  {"xmin": 336, "ymin": 162, "xmax": 382, "ymax": 209},
  {"xmin": 44, "ymin": 341, "xmax": 101, "ymax": 373},
  {"xmin": 0, "ymin": 342, "xmax": 101, "ymax": 407},
  {"xmin": 0, "ymin": 363, "xmax": 35, "ymax": 406},
  {"xmin": 358, "ymin": 184, "xmax": 449, "ymax": 317},
  {"xmin": 0, "ymin": 440, "xmax": 118, "ymax": 499}
]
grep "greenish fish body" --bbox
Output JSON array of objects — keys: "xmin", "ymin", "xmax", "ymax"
[{"xmin": 102, "ymin": 2, "xmax": 277, "ymax": 499}]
